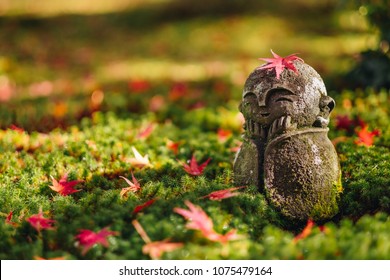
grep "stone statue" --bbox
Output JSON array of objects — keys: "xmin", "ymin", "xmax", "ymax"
[{"xmin": 233, "ymin": 51, "xmax": 342, "ymax": 220}]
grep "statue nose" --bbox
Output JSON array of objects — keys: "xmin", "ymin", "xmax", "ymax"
[{"xmin": 258, "ymin": 95, "xmax": 266, "ymax": 107}]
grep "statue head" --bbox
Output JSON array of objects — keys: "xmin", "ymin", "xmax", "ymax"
[{"xmin": 240, "ymin": 60, "xmax": 335, "ymax": 138}]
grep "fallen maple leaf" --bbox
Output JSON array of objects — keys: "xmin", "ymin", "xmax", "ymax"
[
  {"xmin": 355, "ymin": 126, "xmax": 380, "ymax": 147},
  {"xmin": 257, "ymin": 50, "xmax": 303, "ymax": 79},
  {"xmin": 49, "ymin": 173, "xmax": 83, "ymax": 196},
  {"xmin": 34, "ymin": 256, "xmax": 67, "ymax": 260},
  {"xmin": 119, "ymin": 173, "xmax": 141, "ymax": 198},
  {"xmin": 133, "ymin": 199, "xmax": 156, "ymax": 214},
  {"xmin": 174, "ymin": 200, "xmax": 214, "ymax": 234},
  {"xmin": 137, "ymin": 123, "xmax": 155, "ymax": 140},
  {"xmin": 127, "ymin": 147, "xmax": 151, "ymax": 168},
  {"xmin": 174, "ymin": 200, "xmax": 241, "ymax": 244},
  {"xmin": 293, "ymin": 219, "xmax": 314, "ymax": 243},
  {"xmin": 5, "ymin": 211, "xmax": 18, "ymax": 227},
  {"xmin": 128, "ymin": 79, "xmax": 151, "ymax": 93},
  {"xmin": 166, "ymin": 139, "xmax": 181, "ymax": 155},
  {"xmin": 26, "ymin": 209, "xmax": 56, "ymax": 233},
  {"xmin": 75, "ymin": 228, "xmax": 118, "ymax": 255},
  {"xmin": 9, "ymin": 124, "xmax": 25, "ymax": 133},
  {"xmin": 217, "ymin": 128, "xmax": 232, "ymax": 142},
  {"xmin": 143, "ymin": 240, "xmax": 184, "ymax": 260},
  {"xmin": 179, "ymin": 155, "xmax": 211, "ymax": 176},
  {"xmin": 335, "ymin": 115, "xmax": 366, "ymax": 133},
  {"xmin": 201, "ymin": 186, "xmax": 246, "ymax": 201},
  {"xmin": 132, "ymin": 220, "xmax": 183, "ymax": 259}
]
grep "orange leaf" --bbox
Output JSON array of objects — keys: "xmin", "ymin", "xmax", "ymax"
[
  {"xmin": 293, "ymin": 219, "xmax": 314, "ymax": 243},
  {"xmin": 355, "ymin": 126, "xmax": 380, "ymax": 147}
]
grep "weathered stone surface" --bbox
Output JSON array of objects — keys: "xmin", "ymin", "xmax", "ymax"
[{"xmin": 233, "ymin": 59, "xmax": 342, "ymax": 220}]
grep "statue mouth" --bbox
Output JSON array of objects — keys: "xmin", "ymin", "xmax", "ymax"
[{"xmin": 260, "ymin": 112, "xmax": 270, "ymax": 117}]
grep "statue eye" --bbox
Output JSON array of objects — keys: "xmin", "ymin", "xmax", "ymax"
[{"xmin": 275, "ymin": 97, "xmax": 294, "ymax": 102}]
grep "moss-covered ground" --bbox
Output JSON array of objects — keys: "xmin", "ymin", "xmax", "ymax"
[{"xmin": 0, "ymin": 0, "xmax": 389, "ymax": 260}]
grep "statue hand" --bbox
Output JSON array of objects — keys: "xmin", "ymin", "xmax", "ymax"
[{"xmin": 268, "ymin": 116, "xmax": 296, "ymax": 139}]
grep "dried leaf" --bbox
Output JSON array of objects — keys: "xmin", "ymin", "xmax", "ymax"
[{"xmin": 127, "ymin": 147, "xmax": 151, "ymax": 168}]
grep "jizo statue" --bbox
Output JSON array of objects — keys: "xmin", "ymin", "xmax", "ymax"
[{"xmin": 233, "ymin": 51, "xmax": 342, "ymax": 221}]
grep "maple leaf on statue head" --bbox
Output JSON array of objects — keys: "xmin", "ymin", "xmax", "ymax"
[
  {"xmin": 178, "ymin": 154, "xmax": 211, "ymax": 176},
  {"xmin": 49, "ymin": 173, "xmax": 83, "ymax": 196},
  {"xmin": 257, "ymin": 50, "xmax": 304, "ymax": 79}
]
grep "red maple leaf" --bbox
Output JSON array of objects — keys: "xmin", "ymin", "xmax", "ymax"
[
  {"xmin": 293, "ymin": 219, "xmax": 314, "ymax": 243},
  {"xmin": 119, "ymin": 173, "xmax": 141, "ymax": 198},
  {"xmin": 335, "ymin": 115, "xmax": 355, "ymax": 131},
  {"xmin": 355, "ymin": 126, "xmax": 380, "ymax": 147},
  {"xmin": 26, "ymin": 209, "xmax": 56, "ymax": 232},
  {"xmin": 166, "ymin": 139, "xmax": 181, "ymax": 155},
  {"xmin": 137, "ymin": 123, "xmax": 155, "ymax": 140},
  {"xmin": 132, "ymin": 220, "xmax": 183, "ymax": 259},
  {"xmin": 174, "ymin": 200, "xmax": 241, "ymax": 244},
  {"xmin": 128, "ymin": 79, "xmax": 151, "ymax": 93},
  {"xmin": 179, "ymin": 155, "xmax": 211, "ymax": 176},
  {"xmin": 9, "ymin": 124, "xmax": 25, "ymax": 133},
  {"xmin": 217, "ymin": 128, "xmax": 232, "ymax": 142},
  {"xmin": 133, "ymin": 199, "xmax": 156, "ymax": 214},
  {"xmin": 201, "ymin": 186, "xmax": 246, "ymax": 201},
  {"xmin": 257, "ymin": 50, "xmax": 303, "ymax": 79},
  {"xmin": 335, "ymin": 115, "xmax": 366, "ymax": 133},
  {"xmin": 49, "ymin": 173, "xmax": 83, "ymax": 196},
  {"xmin": 75, "ymin": 228, "xmax": 118, "ymax": 255},
  {"xmin": 5, "ymin": 211, "xmax": 18, "ymax": 227}
]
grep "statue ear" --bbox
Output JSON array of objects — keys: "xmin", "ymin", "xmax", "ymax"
[{"xmin": 320, "ymin": 96, "xmax": 335, "ymax": 113}]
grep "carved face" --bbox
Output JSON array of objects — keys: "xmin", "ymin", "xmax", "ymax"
[{"xmin": 240, "ymin": 61, "xmax": 335, "ymax": 138}]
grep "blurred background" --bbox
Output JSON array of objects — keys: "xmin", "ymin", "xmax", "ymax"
[{"xmin": 0, "ymin": 0, "xmax": 388, "ymax": 131}]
